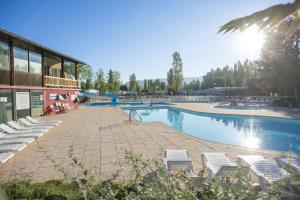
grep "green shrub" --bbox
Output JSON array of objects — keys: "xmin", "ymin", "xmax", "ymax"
[{"xmin": 0, "ymin": 149, "xmax": 299, "ymax": 200}]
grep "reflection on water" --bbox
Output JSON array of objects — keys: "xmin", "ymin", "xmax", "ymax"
[
  {"xmin": 126, "ymin": 108, "xmax": 300, "ymax": 152},
  {"xmin": 167, "ymin": 109, "xmax": 184, "ymax": 131}
]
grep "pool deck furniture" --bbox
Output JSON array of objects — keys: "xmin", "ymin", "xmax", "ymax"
[
  {"xmin": 0, "ymin": 124, "xmax": 45, "ymax": 136},
  {"xmin": 164, "ymin": 149, "xmax": 197, "ymax": 177},
  {"xmin": 201, "ymin": 152, "xmax": 238, "ymax": 179},
  {"xmin": 275, "ymin": 156, "xmax": 300, "ymax": 172},
  {"xmin": 6, "ymin": 121, "xmax": 50, "ymax": 133},
  {"xmin": 0, "ymin": 131, "xmax": 42, "ymax": 139},
  {"xmin": 0, "ymin": 137, "xmax": 35, "ymax": 145},
  {"xmin": 0, "ymin": 143, "xmax": 27, "ymax": 153},
  {"xmin": 26, "ymin": 116, "xmax": 62, "ymax": 125},
  {"xmin": 19, "ymin": 118, "xmax": 54, "ymax": 129},
  {"xmin": 0, "ymin": 152, "xmax": 14, "ymax": 164},
  {"xmin": 237, "ymin": 155, "xmax": 289, "ymax": 190}
]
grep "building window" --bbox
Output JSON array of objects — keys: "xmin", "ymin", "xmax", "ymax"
[
  {"xmin": 30, "ymin": 90, "xmax": 43, "ymax": 117},
  {"xmin": 64, "ymin": 61, "xmax": 75, "ymax": 80},
  {"xmin": 0, "ymin": 41, "xmax": 10, "ymax": 70},
  {"xmin": 29, "ymin": 51, "xmax": 42, "ymax": 74},
  {"xmin": 14, "ymin": 47, "xmax": 29, "ymax": 72},
  {"xmin": 44, "ymin": 55, "xmax": 61, "ymax": 77},
  {"xmin": 0, "ymin": 89, "xmax": 13, "ymax": 123}
]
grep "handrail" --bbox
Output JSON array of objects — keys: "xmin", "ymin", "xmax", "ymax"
[
  {"xmin": 44, "ymin": 75, "xmax": 80, "ymax": 88},
  {"xmin": 129, "ymin": 110, "xmax": 143, "ymax": 122}
]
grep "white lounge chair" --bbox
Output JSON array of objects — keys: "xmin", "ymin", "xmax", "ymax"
[
  {"xmin": 0, "ymin": 137, "xmax": 35, "ymax": 145},
  {"xmin": 19, "ymin": 118, "xmax": 54, "ymax": 129},
  {"xmin": 0, "ymin": 131, "xmax": 41, "ymax": 139},
  {"xmin": 238, "ymin": 155, "xmax": 288, "ymax": 190},
  {"xmin": 6, "ymin": 121, "xmax": 49, "ymax": 133},
  {"xmin": 164, "ymin": 149, "xmax": 196, "ymax": 177},
  {"xmin": 275, "ymin": 156, "xmax": 300, "ymax": 172},
  {"xmin": 0, "ymin": 152, "xmax": 14, "ymax": 163},
  {"xmin": 0, "ymin": 124, "xmax": 45, "ymax": 137},
  {"xmin": 0, "ymin": 143, "xmax": 27, "ymax": 152},
  {"xmin": 26, "ymin": 116, "xmax": 62, "ymax": 125},
  {"xmin": 201, "ymin": 152, "xmax": 237, "ymax": 179}
]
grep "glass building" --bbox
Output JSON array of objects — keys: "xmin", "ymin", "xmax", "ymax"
[{"xmin": 0, "ymin": 29, "xmax": 86, "ymax": 123}]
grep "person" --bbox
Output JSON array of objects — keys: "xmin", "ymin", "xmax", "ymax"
[{"xmin": 55, "ymin": 95, "xmax": 65, "ymax": 113}]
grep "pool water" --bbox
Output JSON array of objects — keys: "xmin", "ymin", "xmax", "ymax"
[
  {"xmin": 124, "ymin": 107, "xmax": 300, "ymax": 153},
  {"xmin": 83, "ymin": 102, "xmax": 170, "ymax": 107}
]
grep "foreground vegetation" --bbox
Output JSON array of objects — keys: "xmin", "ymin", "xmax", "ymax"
[{"xmin": 1, "ymin": 149, "xmax": 299, "ymax": 200}]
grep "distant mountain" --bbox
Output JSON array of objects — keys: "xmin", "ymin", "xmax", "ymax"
[{"xmin": 125, "ymin": 77, "xmax": 202, "ymax": 86}]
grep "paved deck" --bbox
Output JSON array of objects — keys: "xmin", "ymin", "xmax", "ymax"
[
  {"xmin": 174, "ymin": 102, "xmax": 300, "ymax": 119},
  {"xmin": 0, "ymin": 105, "xmax": 289, "ymax": 182}
]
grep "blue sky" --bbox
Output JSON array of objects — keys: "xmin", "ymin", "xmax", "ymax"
[{"xmin": 0, "ymin": 0, "xmax": 291, "ymax": 82}]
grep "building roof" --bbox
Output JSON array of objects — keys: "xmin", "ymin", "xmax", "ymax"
[{"xmin": 0, "ymin": 28, "xmax": 86, "ymax": 65}]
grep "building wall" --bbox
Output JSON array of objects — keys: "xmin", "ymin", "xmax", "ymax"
[{"xmin": 43, "ymin": 89, "xmax": 79, "ymax": 113}]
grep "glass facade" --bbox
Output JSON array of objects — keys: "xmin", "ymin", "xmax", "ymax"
[
  {"xmin": 0, "ymin": 41, "xmax": 10, "ymax": 70},
  {"xmin": 30, "ymin": 90, "xmax": 43, "ymax": 116},
  {"xmin": 64, "ymin": 61, "xmax": 76, "ymax": 80},
  {"xmin": 44, "ymin": 55, "xmax": 61, "ymax": 77},
  {"xmin": 0, "ymin": 89, "xmax": 13, "ymax": 123},
  {"xmin": 29, "ymin": 51, "xmax": 42, "ymax": 74},
  {"xmin": 14, "ymin": 47, "xmax": 29, "ymax": 72}
]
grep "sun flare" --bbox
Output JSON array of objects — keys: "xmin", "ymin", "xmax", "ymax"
[{"xmin": 236, "ymin": 26, "xmax": 266, "ymax": 57}]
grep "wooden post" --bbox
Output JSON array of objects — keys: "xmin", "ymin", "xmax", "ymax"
[{"xmin": 9, "ymin": 38, "xmax": 14, "ymax": 86}]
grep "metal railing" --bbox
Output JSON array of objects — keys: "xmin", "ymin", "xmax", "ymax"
[
  {"xmin": 129, "ymin": 110, "xmax": 143, "ymax": 122},
  {"xmin": 44, "ymin": 76, "xmax": 80, "ymax": 88}
]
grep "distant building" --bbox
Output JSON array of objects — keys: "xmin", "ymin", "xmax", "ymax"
[
  {"xmin": 194, "ymin": 87, "xmax": 245, "ymax": 96},
  {"xmin": 0, "ymin": 29, "xmax": 86, "ymax": 123}
]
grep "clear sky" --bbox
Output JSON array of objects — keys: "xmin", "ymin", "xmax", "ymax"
[{"xmin": 0, "ymin": 0, "xmax": 291, "ymax": 82}]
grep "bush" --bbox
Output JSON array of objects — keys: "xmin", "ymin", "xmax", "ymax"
[{"xmin": 0, "ymin": 149, "xmax": 299, "ymax": 200}]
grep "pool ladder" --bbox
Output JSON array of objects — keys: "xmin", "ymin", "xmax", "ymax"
[{"xmin": 129, "ymin": 110, "xmax": 143, "ymax": 122}]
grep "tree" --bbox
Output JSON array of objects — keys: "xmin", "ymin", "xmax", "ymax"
[
  {"xmin": 129, "ymin": 73, "xmax": 137, "ymax": 91},
  {"xmin": 143, "ymin": 79, "xmax": 148, "ymax": 90},
  {"xmin": 120, "ymin": 84, "xmax": 128, "ymax": 91},
  {"xmin": 219, "ymin": 0, "xmax": 300, "ymax": 37},
  {"xmin": 78, "ymin": 65, "xmax": 93, "ymax": 89},
  {"xmin": 167, "ymin": 69, "xmax": 173, "ymax": 94},
  {"xmin": 170, "ymin": 52, "xmax": 184, "ymax": 94},
  {"xmin": 106, "ymin": 69, "xmax": 121, "ymax": 92},
  {"xmin": 95, "ymin": 68, "xmax": 106, "ymax": 93}
]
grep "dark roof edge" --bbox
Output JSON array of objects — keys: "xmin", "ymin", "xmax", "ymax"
[{"xmin": 0, "ymin": 28, "xmax": 87, "ymax": 65}]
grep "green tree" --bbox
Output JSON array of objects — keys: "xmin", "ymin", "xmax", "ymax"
[
  {"xmin": 107, "ymin": 69, "xmax": 114, "ymax": 91},
  {"xmin": 129, "ymin": 73, "xmax": 137, "ymax": 91},
  {"xmin": 171, "ymin": 52, "xmax": 183, "ymax": 94},
  {"xmin": 78, "ymin": 65, "xmax": 93, "ymax": 89},
  {"xmin": 143, "ymin": 79, "xmax": 148, "ymax": 90},
  {"xmin": 120, "ymin": 84, "xmax": 128, "ymax": 91},
  {"xmin": 95, "ymin": 68, "xmax": 106, "ymax": 93},
  {"xmin": 167, "ymin": 69, "xmax": 173, "ymax": 94},
  {"xmin": 219, "ymin": 0, "xmax": 300, "ymax": 37}
]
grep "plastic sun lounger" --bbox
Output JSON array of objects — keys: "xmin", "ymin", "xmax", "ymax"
[
  {"xmin": 0, "ymin": 152, "xmax": 14, "ymax": 163},
  {"xmin": 0, "ymin": 131, "xmax": 41, "ymax": 139},
  {"xmin": 0, "ymin": 124, "xmax": 45, "ymax": 136},
  {"xmin": 6, "ymin": 121, "xmax": 49, "ymax": 133},
  {"xmin": 275, "ymin": 156, "xmax": 300, "ymax": 172},
  {"xmin": 201, "ymin": 153, "xmax": 238, "ymax": 179},
  {"xmin": 164, "ymin": 149, "xmax": 197, "ymax": 177},
  {"xmin": 0, "ymin": 143, "xmax": 27, "ymax": 152},
  {"xmin": 0, "ymin": 137, "xmax": 35, "ymax": 145},
  {"xmin": 19, "ymin": 118, "xmax": 54, "ymax": 129},
  {"xmin": 237, "ymin": 155, "xmax": 288, "ymax": 190},
  {"xmin": 26, "ymin": 116, "xmax": 62, "ymax": 125}
]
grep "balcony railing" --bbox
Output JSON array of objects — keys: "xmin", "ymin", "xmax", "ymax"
[{"xmin": 44, "ymin": 76, "xmax": 80, "ymax": 89}]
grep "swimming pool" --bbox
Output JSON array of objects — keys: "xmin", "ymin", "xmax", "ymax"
[
  {"xmin": 124, "ymin": 107, "xmax": 300, "ymax": 153},
  {"xmin": 83, "ymin": 102, "xmax": 170, "ymax": 107}
]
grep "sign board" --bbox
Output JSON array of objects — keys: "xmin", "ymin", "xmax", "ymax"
[
  {"xmin": 16, "ymin": 92, "xmax": 30, "ymax": 110},
  {"xmin": 50, "ymin": 93, "xmax": 57, "ymax": 100},
  {"xmin": 0, "ymin": 97, "xmax": 7, "ymax": 103}
]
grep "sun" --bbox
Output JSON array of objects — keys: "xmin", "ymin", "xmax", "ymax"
[{"xmin": 236, "ymin": 25, "xmax": 266, "ymax": 58}]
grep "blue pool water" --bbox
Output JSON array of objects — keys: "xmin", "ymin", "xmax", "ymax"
[
  {"xmin": 83, "ymin": 102, "xmax": 170, "ymax": 107},
  {"xmin": 124, "ymin": 107, "xmax": 300, "ymax": 153}
]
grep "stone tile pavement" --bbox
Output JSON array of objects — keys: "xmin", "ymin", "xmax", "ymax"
[{"xmin": 0, "ymin": 106, "xmax": 286, "ymax": 182}]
